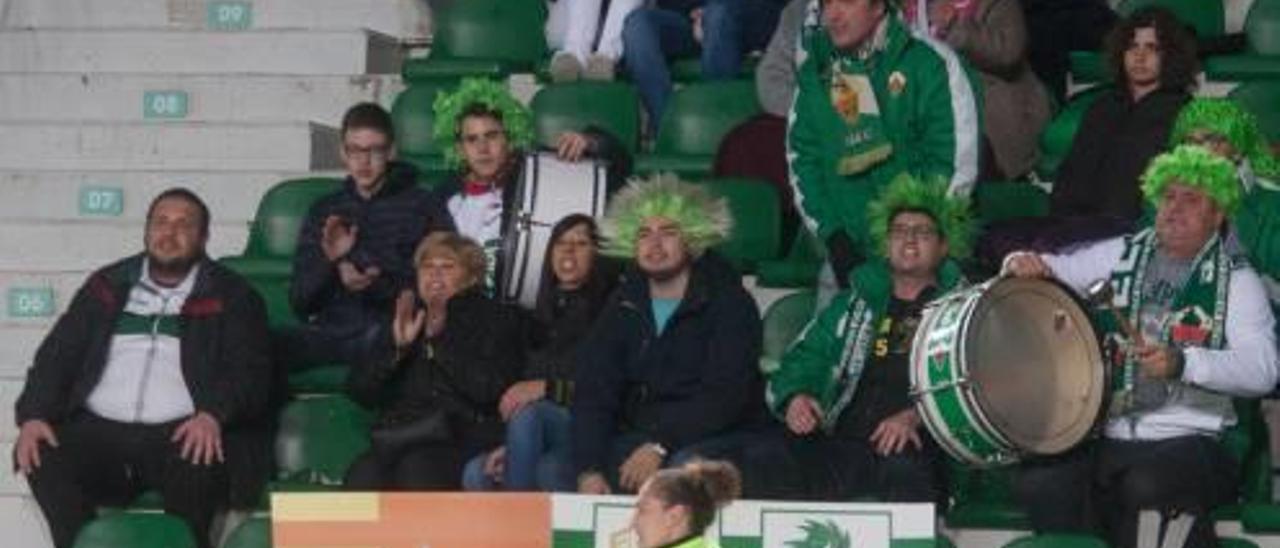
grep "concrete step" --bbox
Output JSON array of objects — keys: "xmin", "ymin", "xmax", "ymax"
[
  {"xmin": 1, "ymin": 379, "xmax": 19, "ymax": 442},
  {"xmin": 0, "ymin": 451, "xmax": 32, "ymax": 495},
  {"xmin": 0, "ymin": 28, "xmax": 401, "ymax": 75},
  {"xmin": 0, "ymin": 73, "xmax": 403, "ymax": 124},
  {"xmin": 0, "ymin": 497, "xmax": 48, "ymax": 547},
  {"xmin": 0, "ymin": 221, "xmax": 250, "ymax": 271},
  {"xmin": 0, "ymin": 326, "xmax": 41, "ymax": 379},
  {"xmin": 0, "ymin": 170, "xmax": 329, "ymax": 223},
  {"xmin": 0, "ymin": 121, "xmax": 340, "ymax": 171},
  {"xmin": 0, "ymin": 0, "xmax": 431, "ymax": 40}
]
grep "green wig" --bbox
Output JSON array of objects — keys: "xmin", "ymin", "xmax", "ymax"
[
  {"xmin": 600, "ymin": 173, "xmax": 733, "ymax": 258},
  {"xmin": 1141, "ymin": 144, "xmax": 1242, "ymax": 215},
  {"xmin": 866, "ymin": 174, "xmax": 974, "ymax": 259},
  {"xmin": 431, "ymin": 77, "xmax": 534, "ymax": 169},
  {"xmin": 1170, "ymin": 98, "xmax": 1279, "ymax": 180}
]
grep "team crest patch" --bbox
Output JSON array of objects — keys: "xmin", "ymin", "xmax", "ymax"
[
  {"xmin": 887, "ymin": 71, "xmax": 907, "ymax": 96},
  {"xmin": 1170, "ymin": 306, "xmax": 1211, "ymax": 346}
]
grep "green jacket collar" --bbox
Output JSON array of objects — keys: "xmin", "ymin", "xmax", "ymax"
[{"xmin": 850, "ymin": 257, "xmax": 965, "ymax": 313}]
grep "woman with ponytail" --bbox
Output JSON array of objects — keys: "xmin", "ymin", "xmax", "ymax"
[{"xmin": 629, "ymin": 460, "xmax": 742, "ymax": 548}]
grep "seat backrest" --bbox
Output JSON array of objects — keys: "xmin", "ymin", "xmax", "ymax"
[
  {"xmin": 1003, "ymin": 534, "xmax": 1109, "ymax": 548},
  {"xmin": 242, "ymin": 178, "xmax": 343, "ymax": 259},
  {"xmin": 1117, "ymin": 0, "xmax": 1225, "ymax": 38},
  {"xmin": 701, "ymin": 177, "xmax": 782, "ymax": 270},
  {"xmin": 73, "ymin": 514, "xmax": 197, "ymax": 548},
  {"xmin": 532, "ymin": 82, "xmax": 641, "ymax": 153},
  {"xmin": 655, "ymin": 81, "xmax": 762, "ymax": 156},
  {"xmin": 760, "ymin": 289, "xmax": 817, "ymax": 374},
  {"xmin": 276, "ymin": 395, "xmax": 373, "ymax": 485},
  {"xmin": 222, "ymin": 517, "xmax": 270, "ymax": 548},
  {"xmin": 1036, "ymin": 86, "xmax": 1109, "ymax": 181},
  {"xmin": 392, "ymin": 82, "xmax": 453, "ymax": 158},
  {"xmin": 1230, "ymin": 81, "xmax": 1280, "ymax": 144},
  {"xmin": 1246, "ymin": 0, "xmax": 1280, "ymax": 54},
  {"xmin": 432, "ymin": 0, "xmax": 547, "ymax": 64}
]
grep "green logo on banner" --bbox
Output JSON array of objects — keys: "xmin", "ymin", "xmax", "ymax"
[
  {"xmin": 143, "ymin": 90, "xmax": 189, "ymax": 119},
  {"xmin": 8, "ymin": 287, "xmax": 55, "ymax": 318},
  {"xmin": 207, "ymin": 1, "xmax": 252, "ymax": 30},
  {"xmin": 786, "ymin": 520, "xmax": 852, "ymax": 548},
  {"xmin": 78, "ymin": 186, "xmax": 124, "ymax": 217}
]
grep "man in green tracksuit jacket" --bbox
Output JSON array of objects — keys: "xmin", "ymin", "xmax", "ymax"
[{"xmin": 788, "ymin": 0, "xmax": 982, "ymax": 297}]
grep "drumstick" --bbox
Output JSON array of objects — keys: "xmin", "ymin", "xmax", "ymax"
[{"xmin": 1085, "ymin": 279, "xmax": 1146, "ymax": 347}]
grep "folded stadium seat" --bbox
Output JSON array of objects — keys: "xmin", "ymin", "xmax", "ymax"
[
  {"xmin": 1230, "ymin": 81, "xmax": 1280, "ymax": 143},
  {"xmin": 755, "ymin": 228, "xmax": 824, "ymax": 289},
  {"xmin": 1205, "ymin": 0, "xmax": 1280, "ymax": 82},
  {"xmin": 759, "ymin": 289, "xmax": 815, "ymax": 374},
  {"xmin": 401, "ymin": 0, "xmax": 547, "ymax": 84},
  {"xmin": 531, "ymin": 82, "xmax": 642, "ymax": 154},
  {"xmin": 273, "ymin": 395, "xmax": 373, "ymax": 491},
  {"xmin": 391, "ymin": 82, "xmax": 455, "ymax": 187},
  {"xmin": 668, "ymin": 53, "xmax": 760, "ymax": 83},
  {"xmin": 700, "ymin": 177, "xmax": 782, "ymax": 273},
  {"xmin": 973, "ymin": 182, "xmax": 1050, "ymax": 227},
  {"xmin": 222, "ymin": 516, "xmax": 270, "ymax": 548},
  {"xmin": 1221, "ymin": 539, "xmax": 1263, "ymax": 548},
  {"xmin": 73, "ymin": 513, "xmax": 196, "ymax": 548},
  {"xmin": 1069, "ymin": 0, "xmax": 1225, "ymax": 85},
  {"xmin": 1001, "ymin": 534, "xmax": 1108, "ymax": 548},
  {"xmin": 1212, "ymin": 398, "xmax": 1272, "ymax": 526},
  {"xmin": 634, "ymin": 80, "xmax": 762, "ymax": 178},
  {"xmin": 944, "ymin": 463, "xmax": 1032, "ymax": 530},
  {"xmin": 1034, "ymin": 86, "xmax": 1109, "ymax": 181}
]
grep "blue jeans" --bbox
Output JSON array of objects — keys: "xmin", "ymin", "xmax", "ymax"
[
  {"xmin": 621, "ymin": 0, "xmax": 784, "ymax": 135},
  {"xmin": 462, "ymin": 400, "xmax": 574, "ymax": 492}
]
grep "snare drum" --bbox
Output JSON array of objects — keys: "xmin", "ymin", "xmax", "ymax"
[
  {"xmin": 909, "ymin": 277, "xmax": 1106, "ymax": 467},
  {"xmin": 499, "ymin": 151, "xmax": 608, "ymax": 309}
]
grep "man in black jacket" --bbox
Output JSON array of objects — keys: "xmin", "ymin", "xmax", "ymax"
[
  {"xmin": 287, "ymin": 103, "xmax": 453, "ymax": 367},
  {"xmin": 573, "ymin": 174, "xmax": 764, "ymax": 494},
  {"xmin": 12, "ymin": 188, "xmax": 273, "ymax": 548}
]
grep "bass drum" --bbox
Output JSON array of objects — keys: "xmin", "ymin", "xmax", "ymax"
[
  {"xmin": 909, "ymin": 277, "xmax": 1107, "ymax": 467},
  {"xmin": 499, "ymin": 151, "xmax": 609, "ymax": 309}
]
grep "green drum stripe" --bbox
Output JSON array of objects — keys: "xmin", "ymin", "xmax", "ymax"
[{"xmin": 928, "ymin": 385, "xmax": 1004, "ymax": 460}]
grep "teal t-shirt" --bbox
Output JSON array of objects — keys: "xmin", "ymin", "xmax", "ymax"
[{"xmin": 652, "ymin": 298, "xmax": 680, "ymax": 335}]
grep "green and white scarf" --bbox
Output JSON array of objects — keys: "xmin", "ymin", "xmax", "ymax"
[{"xmin": 826, "ymin": 19, "xmax": 894, "ymax": 177}]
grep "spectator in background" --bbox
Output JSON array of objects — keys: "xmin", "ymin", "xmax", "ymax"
[
  {"xmin": 787, "ymin": 0, "xmax": 981, "ymax": 306},
  {"xmin": 14, "ymin": 189, "xmax": 273, "ymax": 548},
  {"xmin": 1023, "ymin": 0, "xmax": 1117, "ymax": 102},
  {"xmin": 622, "ymin": 0, "xmax": 787, "ymax": 137},
  {"xmin": 574, "ymin": 174, "xmax": 765, "ymax": 495},
  {"xmin": 344, "ymin": 232, "xmax": 528, "ymax": 490},
  {"xmin": 545, "ymin": 0, "xmax": 644, "ymax": 82},
  {"xmin": 462, "ymin": 215, "xmax": 620, "ymax": 491},
  {"xmin": 902, "ymin": 0, "xmax": 1053, "ymax": 180},
  {"xmin": 431, "ymin": 78, "xmax": 632, "ymax": 290},
  {"xmin": 976, "ymin": 7, "xmax": 1196, "ymax": 272},
  {"xmin": 628, "ymin": 460, "xmax": 742, "ymax": 548},
  {"xmin": 288, "ymin": 103, "xmax": 453, "ymax": 369},
  {"xmin": 754, "ymin": 0, "xmax": 806, "ymax": 118}
]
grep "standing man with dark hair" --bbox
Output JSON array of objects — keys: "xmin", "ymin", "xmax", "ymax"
[
  {"xmin": 786, "ymin": 0, "xmax": 981, "ymax": 306},
  {"xmin": 288, "ymin": 102, "xmax": 453, "ymax": 367},
  {"xmin": 13, "ymin": 188, "xmax": 274, "ymax": 548}
]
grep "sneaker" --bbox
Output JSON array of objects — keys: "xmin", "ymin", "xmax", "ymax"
[
  {"xmin": 549, "ymin": 52, "xmax": 583, "ymax": 83},
  {"xmin": 583, "ymin": 54, "xmax": 616, "ymax": 81}
]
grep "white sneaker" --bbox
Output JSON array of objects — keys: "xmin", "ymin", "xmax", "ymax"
[
  {"xmin": 549, "ymin": 52, "xmax": 583, "ymax": 83},
  {"xmin": 583, "ymin": 53, "xmax": 616, "ymax": 81}
]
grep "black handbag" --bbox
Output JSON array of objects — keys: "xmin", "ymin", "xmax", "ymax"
[{"xmin": 368, "ymin": 406, "xmax": 454, "ymax": 459}]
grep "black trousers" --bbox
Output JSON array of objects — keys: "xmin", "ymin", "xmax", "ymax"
[
  {"xmin": 1014, "ymin": 435, "xmax": 1239, "ymax": 548},
  {"xmin": 345, "ymin": 427, "xmax": 499, "ymax": 491},
  {"xmin": 25, "ymin": 413, "xmax": 227, "ymax": 548},
  {"xmin": 734, "ymin": 428, "xmax": 945, "ymax": 504}
]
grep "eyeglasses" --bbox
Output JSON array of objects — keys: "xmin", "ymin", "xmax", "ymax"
[
  {"xmin": 888, "ymin": 224, "xmax": 939, "ymax": 241},
  {"xmin": 343, "ymin": 144, "xmax": 391, "ymax": 161}
]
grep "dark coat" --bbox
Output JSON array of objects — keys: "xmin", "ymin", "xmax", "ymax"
[
  {"xmin": 291, "ymin": 161, "xmax": 453, "ymax": 333},
  {"xmin": 571, "ymin": 252, "xmax": 765, "ymax": 475},
  {"xmin": 526, "ymin": 257, "xmax": 620, "ymax": 405},
  {"xmin": 15, "ymin": 254, "xmax": 274, "ymax": 507},
  {"xmin": 346, "ymin": 291, "xmax": 529, "ymax": 445}
]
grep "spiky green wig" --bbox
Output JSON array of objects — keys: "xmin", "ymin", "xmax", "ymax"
[
  {"xmin": 867, "ymin": 174, "xmax": 974, "ymax": 259},
  {"xmin": 600, "ymin": 173, "xmax": 733, "ymax": 258},
  {"xmin": 431, "ymin": 77, "xmax": 534, "ymax": 169},
  {"xmin": 1141, "ymin": 144, "xmax": 1242, "ymax": 215},
  {"xmin": 1170, "ymin": 98, "xmax": 1279, "ymax": 180}
]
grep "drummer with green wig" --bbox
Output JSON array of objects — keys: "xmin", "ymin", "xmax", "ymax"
[
  {"xmin": 736, "ymin": 174, "xmax": 971, "ymax": 503},
  {"xmin": 1005, "ymin": 145, "xmax": 1279, "ymax": 548},
  {"xmin": 430, "ymin": 77, "xmax": 631, "ymax": 290}
]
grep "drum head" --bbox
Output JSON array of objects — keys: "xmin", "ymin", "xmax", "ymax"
[{"xmin": 963, "ymin": 278, "xmax": 1105, "ymax": 455}]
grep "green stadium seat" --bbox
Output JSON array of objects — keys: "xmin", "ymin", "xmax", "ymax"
[
  {"xmin": 1220, "ymin": 538, "xmax": 1262, "ymax": 548},
  {"xmin": 1036, "ymin": 86, "xmax": 1108, "ymax": 181},
  {"xmin": 974, "ymin": 181, "xmax": 1050, "ymax": 226},
  {"xmin": 532, "ymin": 82, "xmax": 642, "ymax": 153},
  {"xmin": 1204, "ymin": 0, "xmax": 1280, "ymax": 81},
  {"xmin": 222, "ymin": 517, "xmax": 270, "ymax": 548},
  {"xmin": 669, "ymin": 55, "xmax": 760, "ymax": 83},
  {"xmin": 1067, "ymin": 51, "xmax": 1108, "ymax": 85},
  {"xmin": 1002, "ymin": 534, "xmax": 1108, "ymax": 548},
  {"xmin": 401, "ymin": 0, "xmax": 547, "ymax": 83},
  {"xmin": 391, "ymin": 82, "xmax": 455, "ymax": 186},
  {"xmin": 1230, "ymin": 81, "xmax": 1280, "ymax": 143},
  {"xmin": 73, "ymin": 513, "xmax": 197, "ymax": 548},
  {"xmin": 756, "ymin": 228, "xmax": 824, "ymax": 289},
  {"xmin": 1116, "ymin": 0, "xmax": 1225, "ymax": 38},
  {"xmin": 760, "ymin": 289, "xmax": 816, "ymax": 374},
  {"xmin": 236, "ymin": 178, "xmax": 343, "ymax": 260},
  {"xmin": 945, "ymin": 463, "xmax": 1031, "ymax": 530},
  {"xmin": 635, "ymin": 81, "xmax": 762, "ymax": 177},
  {"xmin": 275, "ymin": 395, "xmax": 373, "ymax": 488},
  {"xmin": 286, "ymin": 364, "xmax": 350, "ymax": 395},
  {"xmin": 701, "ymin": 177, "xmax": 782, "ymax": 272}
]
